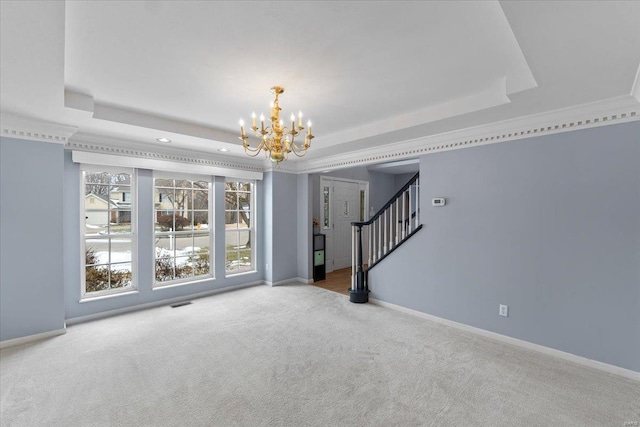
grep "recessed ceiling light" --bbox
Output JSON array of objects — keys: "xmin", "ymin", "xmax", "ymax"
[
  {"xmin": 218, "ymin": 148, "xmax": 229, "ymax": 152},
  {"xmin": 322, "ymin": 170, "xmax": 331, "ymax": 173},
  {"xmin": 156, "ymin": 137, "xmax": 171, "ymax": 143}
]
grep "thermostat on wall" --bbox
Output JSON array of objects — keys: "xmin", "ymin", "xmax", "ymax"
[{"xmin": 432, "ymin": 197, "xmax": 446, "ymax": 206}]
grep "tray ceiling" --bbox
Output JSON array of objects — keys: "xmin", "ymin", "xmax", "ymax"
[{"xmin": 1, "ymin": 1, "xmax": 639, "ymax": 165}]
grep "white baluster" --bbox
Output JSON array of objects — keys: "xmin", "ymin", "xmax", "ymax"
[
  {"xmin": 390, "ymin": 201, "xmax": 395, "ymax": 249},
  {"xmin": 371, "ymin": 219, "xmax": 376, "ymax": 263},
  {"xmin": 388, "ymin": 207, "xmax": 392, "ymax": 251},
  {"xmin": 414, "ymin": 180, "xmax": 419, "ymax": 228},
  {"xmin": 368, "ymin": 223, "xmax": 372, "ymax": 267},
  {"xmin": 378, "ymin": 215, "xmax": 382, "ymax": 259},
  {"xmin": 408, "ymin": 188, "xmax": 413, "ymax": 235},
  {"xmin": 395, "ymin": 199, "xmax": 400, "ymax": 245},
  {"xmin": 351, "ymin": 226, "xmax": 355, "ymax": 290},
  {"xmin": 371, "ymin": 219, "xmax": 375, "ymax": 263},
  {"xmin": 383, "ymin": 209, "xmax": 388, "ymax": 255}
]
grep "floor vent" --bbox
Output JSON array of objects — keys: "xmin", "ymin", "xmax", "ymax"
[{"xmin": 170, "ymin": 301, "xmax": 192, "ymax": 308}]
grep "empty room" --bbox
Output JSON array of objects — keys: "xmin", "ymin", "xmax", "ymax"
[{"xmin": 1, "ymin": 1, "xmax": 639, "ymax": 426}]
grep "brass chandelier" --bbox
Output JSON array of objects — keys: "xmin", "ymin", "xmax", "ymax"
[{"xmin": 239, "ymin": 86, "xmax": 314, "ymax": 163}]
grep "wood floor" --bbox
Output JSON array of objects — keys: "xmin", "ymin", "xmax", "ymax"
[{"xmin": 311, "ymin": 267, "xmax": 351, "ymax": 296}]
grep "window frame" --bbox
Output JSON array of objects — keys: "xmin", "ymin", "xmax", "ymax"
[
  {"xmin": 224, "ymin": 179, "xmax": 257, "ymax": 276},
  {"xmin": 152, "ymin": 172, "xmax": 214, "ymax": 288},
  {"xmin": 80, "ymin": 165, "xmax": 137, "ymax": 300}
]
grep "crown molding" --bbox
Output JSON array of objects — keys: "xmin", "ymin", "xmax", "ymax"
[
  {"xmin": 0, "ymin": 114, "xmax": 77, "ymax": 144},
  {"xmin": 262, "ymin": 158, "xmax": 300, "ymax": 174},
  {"xmin": 67, "ymin": 133, "xmax": 264, "ymax": 173},
  {"xmin": 72, "ymin": 150, "xmax": 263, "ymax": 180},
  {"xmin": 631, "ymin": 63, "xmax": 640, "ymax": 103},
  {"xmin": 4, "ymin": 95, "xmax": 638, "ymax": 175},
  {"xmin": 296, "ymin": 95, "xmax": 640, "ymax": 174}
]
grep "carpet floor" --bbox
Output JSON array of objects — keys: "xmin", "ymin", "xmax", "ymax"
[{"xmin": 1, "ymin": 284, "xmax": 638, "ymax": 426}]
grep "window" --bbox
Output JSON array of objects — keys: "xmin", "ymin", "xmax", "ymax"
[
  {"xmin": 225, "ymin": 181, "xmax": 255, "ymax": 274},
  {"xmin": 323, "ymin": 185, "xmax": 330, "ymax": 229},
  {"xmin": 82, "ymin": 168, "xmax": 135, "ymax": 297},
  {"xmin": 154, "ymin": 175, "xmax": 212, "ymax": 285}
]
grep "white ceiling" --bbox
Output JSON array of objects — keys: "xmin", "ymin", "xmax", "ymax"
[{"xmin": 1, "ymin": 1, "xmax": 639, "ymax": 166}]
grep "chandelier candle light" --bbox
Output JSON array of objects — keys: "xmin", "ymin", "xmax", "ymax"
[{"xmin": 239, "ymin": 86, "xmax": 314, "ymax": 164}]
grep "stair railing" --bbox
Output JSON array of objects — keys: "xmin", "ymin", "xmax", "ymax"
[{"xmin": 349, "ymin": 172, "xmax": 422, "ymax": 303}]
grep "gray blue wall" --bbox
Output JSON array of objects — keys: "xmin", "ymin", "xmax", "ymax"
[
  {"xmin": 394, "ymin": 173, "xmax": 416, "ymax": 192},
  {"xmin": 1, "ymin": 138, "xmax": 65, "ymax": 340},
  {"xmin": 263, "ymin": 171, "xmax": 300, "ymax": 283},
  {"xmin": 369, "ymin": 121, "xmax": 640, "ymax": 372},
  {"xmin": 297, "ymin": 174, "xmax": 312, "ymax": 280}
]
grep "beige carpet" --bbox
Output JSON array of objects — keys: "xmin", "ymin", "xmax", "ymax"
[{"xmin": 1, "ymin": 284, "xmax": 638, "ymax": 426}]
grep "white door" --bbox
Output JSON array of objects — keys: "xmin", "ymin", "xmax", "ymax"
[{"xmin": 332, "ymin": 180, "xmax": 359, "ymax": 270}]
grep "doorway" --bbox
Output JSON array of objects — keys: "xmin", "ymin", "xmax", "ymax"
[{"xmin": 319, "ymin": 177, "xmax": 368, "ymax": 273}]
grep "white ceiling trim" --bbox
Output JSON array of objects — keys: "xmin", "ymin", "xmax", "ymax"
[
  {"xmin": 4, "ymin": 95, "xmax": 638, "ymax": 176},
  {"xmin": 68, "ymin": 132, "xmax": 262, "ymax": 167},
  {"xmin": 64, "ymin": 90, "xmax": 237, "ymax": 144},
  {"xmin": 367, "ymin": 159, "xmax": 420, "ymax": 173},
  {"xmin": 72, "ymin": 150, "xmax": 262, "ymax": 181},
  {"xmin": 297, "ymin": 95, "xmax": 640, "ymax": 174},
  {"xmin": 67, "ymin": 133, "xmax": 264, "ymax": 180},
  {"xmin": 262, "ymin": 159, "xmax": 299, "ymax": 174},
  {"xmin": 631, "ymin": 63, "xmax": 640, "ymax": 103},
  {"xmin": 316, "ymin": 77, "xmax": 511, "ymax": 149},
  {"xmin": 1, "ymin": 114, "xmax": 77, "ymax": 145}
]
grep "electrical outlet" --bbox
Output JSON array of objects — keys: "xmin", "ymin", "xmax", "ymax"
[
  {"xmin": 499, "ymin": 304, "xmax": 508, "ymax": 317},
  {"xmin": 265, "ymin": 263, "xmax": 269, "ymax": 271}
]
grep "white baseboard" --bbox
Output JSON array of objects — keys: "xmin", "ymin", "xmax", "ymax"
[
  {"xmin": 369, "ymin": 298, "xmax": 640, "ymax": 382},
  {"xmin": 66, "ymin": 281, "xmax": 263, "ymax": 326},
  {"xmin": 264, "ymin": 277, "xmax": 311, "ymax": 287},
  {"xmin": 0, "ymin": 327, "xmax": 67, "ymax": 350}
]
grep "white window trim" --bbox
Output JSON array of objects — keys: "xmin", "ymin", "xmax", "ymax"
[
  {"xmin": 152, "ymin": 173, "xmax": 215, "ymax": 288},
  {"xmin": 80, "ymin": 166, "xmax": 137, "ymax": 300},
  {"xmin": 224, "ymin": 179, "xmax": 257, "ymax": 277}
]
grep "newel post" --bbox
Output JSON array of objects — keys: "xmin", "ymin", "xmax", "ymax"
[{"xmin": 350, "ymin": 223, "xmax": 369, "ymax": 303}]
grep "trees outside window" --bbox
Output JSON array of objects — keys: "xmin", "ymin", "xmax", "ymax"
[
  {"xmin": 154, "ymin": 176, "xmax": 212, "ymax": 284},
  {"xmin": 81, "ymin": 169, "xmax": 256, "ymax": 294},
  {"xmin": 82, "ymin": 169, "xmax": 134, "ymax": 296},
  {"xmin": 225, "ymin": 181, "xmax": 255, "ymax": 274}
]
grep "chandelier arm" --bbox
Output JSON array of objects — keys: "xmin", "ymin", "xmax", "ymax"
[
  {"xmin": 253, "ymin": 126, "xmax": 272, "ymax": 138},
  {"xmin": 289, "ymin": 140, "xmax": 309, "ymax": 151},
  {"xmin": 242, "ymin": 142, "xmax": 262, "ymax": 153},
  {"xmin": 243, "ymin": 146, "xmax": 264, "ymax": 157},
  {"xmin": 243, "ymin": 139, "xmax": 267, "ymax": 156},
  {"xmin": 289, "ymin": 145, "xmax": 309, "ymax": 158}
]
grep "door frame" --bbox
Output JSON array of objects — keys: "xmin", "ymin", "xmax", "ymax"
[{"xmin": 319, "ymin": 176, "xmax": 369, "ymax": 273}]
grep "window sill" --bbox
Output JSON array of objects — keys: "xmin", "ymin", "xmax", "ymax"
[
  {"xmin": 80, "ymin": 290, "xmax": 139, "ymax": 303},
  {"xmin": 153, "ymin": 276, "xmax": 215, "ymax": 290},
  {"xmin": 225, "ymin": 269, "xmax": 257, "ymax": 279}
]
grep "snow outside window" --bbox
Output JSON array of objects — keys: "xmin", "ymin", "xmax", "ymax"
[
  {"xmin": 225, "ymin": 181, "xmax": 255, "ymax": 275},
  {"xmin": 154, "ymin": 176, "xmax": 212, "ymax": 286},
  {"xmin": 82, "ymin": 168, "xmax": 135, "ymax": 297}
]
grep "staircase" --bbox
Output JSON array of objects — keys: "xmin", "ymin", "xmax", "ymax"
[{"xmin": 349, "ymin": 172, "xmax": 422, "ymax": 303}]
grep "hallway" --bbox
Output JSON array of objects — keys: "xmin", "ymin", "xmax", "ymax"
[{"xmin": 311, "ymin": 267, "xmax": 351, "ymax": 296}]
